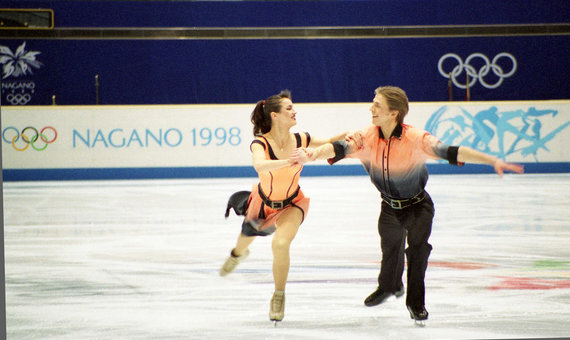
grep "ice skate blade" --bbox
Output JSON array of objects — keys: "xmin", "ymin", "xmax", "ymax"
[
  {"xmin": 413, "ymin": 320, "xmax": 426, "ymax": 327},
  {"xmin": 407, "ymin": 306, "xmax": 428, "ymax": 326}
]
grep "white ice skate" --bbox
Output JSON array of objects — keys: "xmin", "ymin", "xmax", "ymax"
[
  {"xmin": 269, "ymin": 290, "xmax": 285, "ymax": 324},
  {"xmin": 219, "ymin": 249, "xmax": 249, "ymax": 276}
]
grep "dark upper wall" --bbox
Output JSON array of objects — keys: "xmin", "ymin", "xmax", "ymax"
[
  {"xmin": 3, "ymin": 0, "xmax": 569, "ymax": 27},
  {"xmin": 1, "ymin": 1, "xmax": 569, "ymax": 105}
]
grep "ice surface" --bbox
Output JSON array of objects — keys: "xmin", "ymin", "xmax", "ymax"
[{"xmin": 3, "ymin": 174, "xmax": 570, "ymax": 339}]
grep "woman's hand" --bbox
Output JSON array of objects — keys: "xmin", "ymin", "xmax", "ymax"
[{"xmin": 290, "ymin": 147, "xmax": 314, "ymax": 165}]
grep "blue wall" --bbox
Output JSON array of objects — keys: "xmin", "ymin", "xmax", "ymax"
[
  {"xmin": 1, "ymin": 1, "xmax": 569, "ymax": 105},
  {"xmin": 3, "ymin": 0, "xmax": 569, "ymax": 27},
  {"xmin": 1, "ymin": 36, "xmax": 568, "ymax": 105}
]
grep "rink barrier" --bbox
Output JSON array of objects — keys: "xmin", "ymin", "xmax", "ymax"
[
  {"xmin": 3, "ymin": 162, "xmax": 568, "ymax": 181},
  {"xmin": 2, "ymin": 101, "xmax": 568, "ymax": 181}
]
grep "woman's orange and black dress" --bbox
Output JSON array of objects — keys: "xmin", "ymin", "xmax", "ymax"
[{"xmin": 241, "ymin": 132, "xmax": 311, "ymax": 236}]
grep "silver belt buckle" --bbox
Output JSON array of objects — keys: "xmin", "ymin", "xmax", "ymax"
[{"xmin": 390, "ymin": 199, "xmax": 402, "ymax": 209}]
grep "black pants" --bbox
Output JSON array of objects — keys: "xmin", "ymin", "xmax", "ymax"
[{"xmin": 377, "ymin": 192, "xmax": 434, "ymax": 309}]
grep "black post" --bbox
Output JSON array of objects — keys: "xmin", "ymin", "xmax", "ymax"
[
  {"xmin": 95, "ymin": 74, "xmax": 100, "ymax": 105},
  {"xmin": 448, "ymin": 72, "xmax": 452, "ymax": 101},
  {"xmin": 465, "ymin": 72, "xmax": 470, "ymax": 101}
]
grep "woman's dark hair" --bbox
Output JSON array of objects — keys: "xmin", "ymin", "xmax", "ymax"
[{"xmin": 251, "ymin": 89, "xmax": 292, "ymax": 136}]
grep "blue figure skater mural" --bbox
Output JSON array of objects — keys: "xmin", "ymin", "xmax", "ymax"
[{"xmin": 425, "ymin": 105, "xmax": 570, "ymax": 163}]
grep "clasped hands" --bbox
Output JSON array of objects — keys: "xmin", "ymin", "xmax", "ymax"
[
  {"xmin": 289, "ymin": 147, "xmax": 315, "ymax": 165},
  {"xmin": 288, "ymin": 131, "xmax": 364, "ymax": 165}
]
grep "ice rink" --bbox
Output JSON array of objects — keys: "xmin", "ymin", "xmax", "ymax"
[{"xmin": 3, "ymin": 173, "xmax": 570, "ymax": 339}]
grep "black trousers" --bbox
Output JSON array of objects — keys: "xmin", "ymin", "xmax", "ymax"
[{"xmin": 377, "ymin": 192, "xmax": 434, "ymax": 309}]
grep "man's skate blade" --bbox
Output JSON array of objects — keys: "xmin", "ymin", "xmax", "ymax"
[
  {"xmin": 407, "ymin": 306, "xmax": 427, "ymax": 326},
  {"xmin": 413, "ymin": 319, "xmax": 426, "ymax": 327},
  {"xmin": 410, "ymin": 314, "xmax": 427, "ymax": 326}
]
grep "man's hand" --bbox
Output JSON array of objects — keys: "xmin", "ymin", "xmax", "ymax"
[
  {"xmin": 494, "ymin": 159, "xmax": 524, "ymax": 178},
  {"xmin": 345, "ymin": 131, "xmax": 364, "ymax": 150}
]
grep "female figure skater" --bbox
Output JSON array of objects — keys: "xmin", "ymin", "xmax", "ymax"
[{"xmin": 220, "ymin": 90, "xmax": 346, "ymax": 323}]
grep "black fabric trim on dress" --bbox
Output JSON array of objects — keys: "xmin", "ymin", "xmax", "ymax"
[
  {"xmin": 250, "ymin": 139, "xmax": 266, "ymax": 151},
  {"xmin": 259, "ymin": 136, "xmax": 278, "ymax": 160},
  {"xmin": 305, "ymin": 132, "xmax": 311, "ymax": 147},
  {"xmin": 294, "ymin": 133, "xmax": 302, "ymax": 148}
]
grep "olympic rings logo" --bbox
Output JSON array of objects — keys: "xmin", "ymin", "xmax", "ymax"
[
  {"xmin": 2, "ymin": 126, "xmax": 58, "ymax": 151},
  {"xmin": 438, "ymin": 53, "xmax": 517, "ymax": 89},
  {"xmin": 6, "ymin": 93, "xmax": 32, "ymax": 105}
]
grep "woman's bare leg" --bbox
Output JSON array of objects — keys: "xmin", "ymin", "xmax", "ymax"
[
  {"xmin": 233, "ymin": 233, "xmax": 255, "ymax": 256},
  {"xmin": 271, "ymin": 207, "xmax": 303, "ymax": 291}
]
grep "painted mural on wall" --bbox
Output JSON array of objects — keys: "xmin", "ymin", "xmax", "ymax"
[{"xmin": 425, "ymin": 105, "xmax": 570, "ymax": 162}]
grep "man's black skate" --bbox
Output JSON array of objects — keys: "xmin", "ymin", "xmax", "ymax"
[
  {"xmin": 394, "ymin": 285, "xmax": 405, "ymax": 298},
  {"xmin": 364, "ymin": 285, "xmax": 404, "ymax": 307},
  {"xmin": 407, "ymin": 305, "xmax": 428, "ymax": 326}
]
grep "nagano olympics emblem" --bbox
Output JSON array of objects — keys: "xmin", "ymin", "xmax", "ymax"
[{"xmin": 0, "ymin": 42, "xmax": 43, "ymax": 105}]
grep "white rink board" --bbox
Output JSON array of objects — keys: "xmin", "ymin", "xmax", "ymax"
[{"xmin": 2, "ymin": 100, "xmax": 569, "ymax": 172}]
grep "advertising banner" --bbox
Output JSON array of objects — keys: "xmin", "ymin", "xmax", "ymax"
[{"xmin": 2, "ymin": 100, "xmax": 568, "ymax": 180}]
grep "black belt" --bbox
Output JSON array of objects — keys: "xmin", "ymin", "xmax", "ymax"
[
  {"xmin": 258, "ymin": 184, "xmax": 299, "ymax": 210},
  {"xmin": 381, "ymin": 191, "xmax": 426, "ymax": 210}
]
